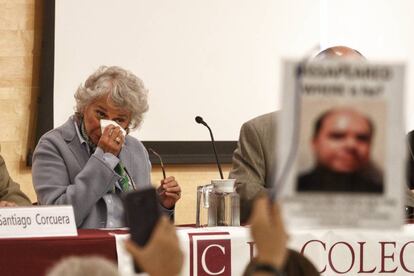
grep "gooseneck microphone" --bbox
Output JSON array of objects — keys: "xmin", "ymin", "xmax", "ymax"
[{"xmin": 195, "ymin": 116, "xmax": 224, "ymax": 179}]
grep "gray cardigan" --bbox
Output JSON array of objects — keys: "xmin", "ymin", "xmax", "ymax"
[{"xmin": 32, "ymin": 117, "xmax": 164, "ymax": 228}]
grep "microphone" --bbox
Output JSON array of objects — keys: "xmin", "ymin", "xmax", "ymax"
[{"xmin": 195, "ymin": 116, "xmax": 224, "ymax": 179}]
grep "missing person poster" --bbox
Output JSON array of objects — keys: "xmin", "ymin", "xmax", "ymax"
[{"xmin": 278, "ymin": 59, "xmax": 405, "ymax": 229}]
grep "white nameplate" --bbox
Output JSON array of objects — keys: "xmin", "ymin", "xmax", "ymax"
[{"xmin": 0, "ymin": 205, "xmax": 77, "ymax": 238}]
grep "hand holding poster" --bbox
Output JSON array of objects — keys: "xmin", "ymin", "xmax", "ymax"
[{"xmin": 278, "ymin": 59, "xmax": 405, "ymax": 229}]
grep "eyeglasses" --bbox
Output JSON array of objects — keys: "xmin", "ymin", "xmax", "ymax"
[{"xmin": 148, "ymin": 148, "xmax": 166, "ymax": 179}]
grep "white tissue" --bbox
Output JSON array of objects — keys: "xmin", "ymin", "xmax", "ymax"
[{"xmin": 100, "ymin": 119, "xmax": 127, "ymax": 136}]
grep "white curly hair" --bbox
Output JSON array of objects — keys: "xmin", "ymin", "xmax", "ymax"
[{"xmin": 74, "ymin": 66, "xmax": 149, "ymax": 130}]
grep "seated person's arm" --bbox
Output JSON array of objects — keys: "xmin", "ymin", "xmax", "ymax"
[{"xmin": 0, "ymin": 155, "xmax": 31, "ymax": 206}]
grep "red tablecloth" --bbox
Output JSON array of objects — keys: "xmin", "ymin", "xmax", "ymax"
[{"xmin": 0, "ymin": 229, "xmax": 127, "ymax": 276}]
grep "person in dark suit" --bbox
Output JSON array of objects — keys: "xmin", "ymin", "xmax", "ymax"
[
  {"xmin": 32, "ymin": 66, "xmax": 181, "ymax": 228},
  {"xmin": 297, "ymin": 108, "xmax": 383, "ymax": 193},
  {"xmin": 0, "ymin": 154, "xmax": 31, "ymax": 206}
]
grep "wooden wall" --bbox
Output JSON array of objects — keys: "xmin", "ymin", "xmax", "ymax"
[
  {"xmin": 0, "ymin": 0, "xmax": 41, "ymax": 202},
  {"xmin": 0, "ymin": 0, "xmax": 234, "ymax": 225}
]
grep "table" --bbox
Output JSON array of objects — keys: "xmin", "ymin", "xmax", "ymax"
[
  {"xmin": 2, "ymin": 226, "xmax": 414, "ymax": 276},
  {"xmin": 0, "ymin": 229, "xmax": 127, "ymax": 276}
]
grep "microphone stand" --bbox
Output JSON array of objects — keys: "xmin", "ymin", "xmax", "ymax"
[
  {"xmin": 195, "ymin": 116, "xmax": 224, "ymax": 179},
  {"xmin": 205, "ymin": 123, "xmax": 224, "ymax": 179}
]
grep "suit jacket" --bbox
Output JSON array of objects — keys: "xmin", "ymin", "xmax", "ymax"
[
  {"xmin": 0, "ymin": 155, "xmax": 31, "ymax": 205},
  {"xmin": 229, "ymin": 112, "xmax": 277, "ymax": 223},
  {"xmin": 32, "ymin": 117, "xmax": 156, "ymax": 228}
]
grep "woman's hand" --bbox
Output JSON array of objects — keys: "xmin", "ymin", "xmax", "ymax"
[
  {"xmin": 97, "ymin": 125, "xmax": 125, "ymax": 156},
  {"xmin": 157, "ymin": 176, "xmax": 181, "ymax": 209}
]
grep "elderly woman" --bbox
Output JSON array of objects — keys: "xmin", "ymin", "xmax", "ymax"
[{"xmin": 32, "ymin": 66, "xmax": 181, "ymax": 228}]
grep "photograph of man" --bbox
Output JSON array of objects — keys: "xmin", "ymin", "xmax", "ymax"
[{"xmin": 297, "ymin": 107, "xmax": 384, "ymax": 193}]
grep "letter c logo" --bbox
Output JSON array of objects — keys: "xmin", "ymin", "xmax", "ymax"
[{"xmin": 201, "ymin": 244, "xmax": 226, "ymax": 275}]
